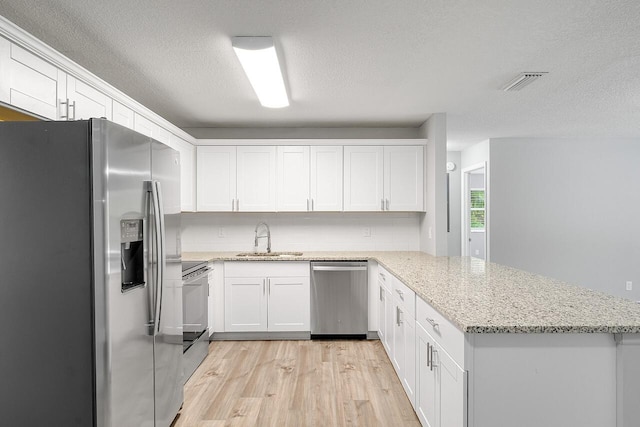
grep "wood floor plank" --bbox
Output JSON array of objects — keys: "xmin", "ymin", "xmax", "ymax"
[{"xmin": 174, "ymin": 339, "xmax": 420, "ymax": 427}]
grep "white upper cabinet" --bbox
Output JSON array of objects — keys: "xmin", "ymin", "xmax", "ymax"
[
  {"xmin": 277, "ymin": 145, "xmax": 343, "ymax": 212},
  {"xmin": 310, "ymin": 146, "xmax": 343, "ymax": 212},
  {"xmin": 171, "ymin": 134, "xmax": 196, "ymax": 212},
  {"xmin": 0, "ymin": 39, "xmax": 63, "ymax": 119},
  {"xmin": 277, "ymin": 146, "xmax": 310, "ymax": 212},
  {"xmin": 133, "ymin": 112, "xmax": 154, "ymax": 138},
  {"xmin": 65, "ymin": 75, "xmax": 112, "ymax": 120},
  {"xmin": 236, "ymin": 146, "xmax": 277, "ymax": 212},
  {"xmin": 112, "ymin": 100, "xmax": 134, "ymax": 129},
  {"xmin": 133, "ymin": 113, "xmax": 171, "ymax": 147},
  {"xmin": 344, "ymin": 145, "xmax": 424, "ymax": 212},
  {"xmin": 344, "ymin": 146, "xmax": 384, "ymax": 211},
  {"xmin": 384, "ymin": 145, "xmax": 424, "ymax": 211},
  {"xmin": 196, "ymin": 146, "xmax": 237, "ymax": 212}
]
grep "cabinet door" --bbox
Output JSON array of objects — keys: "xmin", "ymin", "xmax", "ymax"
[
  {"xmin": 237, "ymin": 146, "xmax": 277, "ymax": 211},
  {"xmin": 403, "ymin": 312, "xmax": 417, "ymax": 407},
  {"xmin": 377, "ymin": 283, "xmax": 386, "ymax": 349},
  {"xmin": 343, "ymin": 146, "xmax": 384, "ymax": 211},
  {"xmin": 384, "ymin": 286, "xmax": 394, "ymax": 357},
  {"xmin": 277, "ymin": 146, "xmax": 310, "ymax": 212},
  {"xmin": 134, "ymin": 112, "xmax": 154, "ymax": 137},
  {"xmin": 267, "ymin": 276, "xmax": 310, "ymax": 331},
  {"xmin": 224, "ymin": 277, "xmax": 267, "ymax": 332},
  {"xmin": 438, "ymin": 346, "xmax": 466, "ymax": 427},
  {"xmin": 112, "ymin": 100, "xmax": 134, "ymax": 129},
  {"xmin": 416, "ymin": 323, "xmax": 438, "ymax": 427},
  {"xmin": 384, "ymin": 146, "xmax": 424, "ymax": 211},
  {"xmin": 172, "ymin": 135, "xmax": 196, "ymax": 212},
  {"xmin": 196, "ymin": 146, "xmax": 236, "ymax": 212},
  {"xmin": 0, "ymin": 39, "xmax": 63, "ymax": 119},
  {"xmin": 66, "ymin": 75, "xmax": 112, "ymax": 120},
  {"xmin": 310, "ymin": 146, "xmax": 343, "ymax": 211},
  {"xmin": 392, "ymin": 302, "xmax": 404, "ymax": 375}
]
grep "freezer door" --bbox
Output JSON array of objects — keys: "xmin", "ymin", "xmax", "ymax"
[
  {"xmin": 152, "ymin": 140, "xmax": 184, "ymax": 426},
  {"xmin": 95, "ymin": 119, "xmax": 155, "ymax": 427}
]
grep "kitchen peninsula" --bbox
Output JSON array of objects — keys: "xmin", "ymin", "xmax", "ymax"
[{"xmin": 184, "ymin": 251, "xmax": 640, "ymax": 427}]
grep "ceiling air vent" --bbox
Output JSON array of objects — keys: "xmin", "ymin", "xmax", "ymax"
[{"xmin": 502, "ymin": 72, "xmax": 548, "ymax": 91}]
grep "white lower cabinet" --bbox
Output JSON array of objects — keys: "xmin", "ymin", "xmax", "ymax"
[
  {"xmin": 376, "ymin": 270, "xmax": 466, "ymax": 427},
  {"xmin": 377, "ymin": 267, "xmax": 393, "ymax": 353},
  {"xmin": 224, "ymin": 262, "xmax": 310, "ymax": 332},
  {"xmin": 416, "ymin": 323, "xmax": 466, "ymax": 427},
  {"xmin": 224, "ymin": 277, "xmax": 268, "ymax": 331},
  {"xmin": 391, "ymin": 279, "xmax": 417, "ymax": 407}
]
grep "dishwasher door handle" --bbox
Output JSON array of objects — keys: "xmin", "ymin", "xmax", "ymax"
[{"xmin": 312, "ymin": 266, "xmax": 368, "ymax": 272}]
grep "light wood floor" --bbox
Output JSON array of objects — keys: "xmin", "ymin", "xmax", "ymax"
[{"xmin": 172, "ymin": 339, "xmax": 420, "ymax": 427}]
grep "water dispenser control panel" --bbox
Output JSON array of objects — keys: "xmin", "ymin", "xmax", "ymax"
[{"xmin": 120, "ymin": 219, "xmax": 145, "ymax": 292}]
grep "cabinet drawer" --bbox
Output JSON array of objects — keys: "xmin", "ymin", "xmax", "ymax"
[
  {"xmin": 378, "ymin": 266, "xmax": 392, "ymax": 290},
  {"xmin": 392, "ymin": 278, "xmax": 415, "ymax": 319},
  {"xmin": 224, "ymin": 261, "xmax": 310, "ymax": 278},
  {"xmin": 416, "ymin": 296, "xmax": 464, "ymax": 366}
]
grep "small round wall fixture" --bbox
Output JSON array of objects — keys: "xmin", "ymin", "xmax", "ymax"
[{"xmin": 446, "ymin": 161, "xmax": 456, "ymax": 172}]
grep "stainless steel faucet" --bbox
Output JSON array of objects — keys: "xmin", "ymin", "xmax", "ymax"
[{"xmin": 254, "ymin": 222, "xmax": 271, "ymax": 253}]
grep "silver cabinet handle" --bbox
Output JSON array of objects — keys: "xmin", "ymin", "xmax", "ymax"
[
  {"xmin": 426, "ymin": 317, "xmax": 439, "ymax": 328},
  {"xmin": 60, "ymin": 99, "xmax": 69, "ymax": 119},
  {"xmin": 430, "ymin": 346, "xmax": 438, "ymax": 371},
  {"xmin": 427, "ymin": 342, "xmax": 431, "ymax": 367},
  {"xmin": 379, "ymin": 272, "xmax": 386, "ymax": 281},
  {"xmin": 263, "ymin": 278, "xmax": 266, "ymax": 295},
  {"xmin": 268, "ymin": 278, "xmax": 271, "ymax": 295},
  {"xmin": 69, "ymin": 100, "xmax": 76, "ymax": 120},
  {"xmin": 396, "ymin": 289, "xmax": 404, "ymax": 300},
  {"xmin": 379, "ymin": 286, "xmax": 384, "ymax": 301},
  {"xmin": 396, "ymin": 306, "xmax": 403, "ymax": 325},
  {"xmin": 381, "ymin": 199, "xmax": 385, "ymax": 211},
  {"xmin": 311, "ymin": 198, "xmax": 314, "ymax": 211},
  {"xmin": 386, "ymin": 199, "xmax": 390, "ymax": 210}
]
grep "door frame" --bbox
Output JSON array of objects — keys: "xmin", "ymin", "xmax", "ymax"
[{"xmin": 461, "ymin": 162, "xmax": 489, "ymax": 261}]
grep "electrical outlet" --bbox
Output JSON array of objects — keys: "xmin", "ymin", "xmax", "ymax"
[
  {"xmin": 218, "ymin": 227, "xmax": 226, "ymax": 238},
  {"xmin": 363, "ymin": 227, "xmax": 371, "ymax": 237},
  {"xmin": 475, "ymin": 249, "xmax": 480, "ymax": 256},
  {"xmin": 626, "ymin": 281, "xmax": 633, "ymax": 291}
]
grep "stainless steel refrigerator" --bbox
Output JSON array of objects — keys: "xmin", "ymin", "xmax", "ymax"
[{"xmin": 0, "ymin": 119, "xmax": 183, "ymax": 426}]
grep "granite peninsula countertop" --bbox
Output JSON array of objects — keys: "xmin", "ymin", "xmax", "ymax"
[{"xmin": 182, "ymin": 251, "xmax": 640, "ymax": 334}]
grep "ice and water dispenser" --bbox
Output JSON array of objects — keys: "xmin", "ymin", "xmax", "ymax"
[{"xmin": 120, "ymin": 219, "xmax": 145, "ymax": 292}]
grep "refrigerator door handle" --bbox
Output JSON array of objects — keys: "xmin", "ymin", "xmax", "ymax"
[
  {"xmin": 148, "ymin": 180, "xmax": 163, "ymax": 335},
  {"xmin": 154, "ymin": 181, "xmax": 166, "ymax": 335}
]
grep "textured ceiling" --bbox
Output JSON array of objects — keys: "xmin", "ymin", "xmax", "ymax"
[{"xmin": 1, "ymin": 0, "xmax": 639, "ymax": 148}]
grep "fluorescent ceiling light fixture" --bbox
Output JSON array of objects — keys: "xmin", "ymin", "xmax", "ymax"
[{"xmin": 232, "ymin": 36, "xmax": 289, "ymax": 108}]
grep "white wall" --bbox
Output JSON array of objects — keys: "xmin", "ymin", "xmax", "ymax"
[
  {"xmin": 419, "ymin": 113, "xmax": 448, "ymax": 256},
  {"xmin": 489, "ymin": 137, "xmax": 640, "ymax": 300},
  {"xmin": 447, "ymin": 151, "xmax": 462, "ymax": 256},
  {"xmin": 182, "ymin": 212, "xmax": 421, "ymax": 252},
  {"xmin": 461, "ymin": 140, "xmax": 489, "ymax": 169}
]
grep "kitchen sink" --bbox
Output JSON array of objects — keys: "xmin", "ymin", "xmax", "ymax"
[{"xmin": 235, "ymin": 252, "xmax": 304, "ymax": 257}]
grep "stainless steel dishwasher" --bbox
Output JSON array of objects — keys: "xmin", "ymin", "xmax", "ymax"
[{"xmin": 311, "ymin": 261, "xmax": 368, "ymax": 339}]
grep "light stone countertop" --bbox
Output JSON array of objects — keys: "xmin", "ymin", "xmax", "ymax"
[{"xmin": 182, "ymin": 250, "xmax": 640, "ymax": 334}]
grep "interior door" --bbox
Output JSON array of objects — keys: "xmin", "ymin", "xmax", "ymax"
[
  {"xmin": 463, "ymin": 166, "xmax": 486, "ymax": 260},
  {"xmin": 151, "ymin": 139, "xmax": 184, "ymax": 426}
]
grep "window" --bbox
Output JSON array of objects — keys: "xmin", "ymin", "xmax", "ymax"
[{"xmin": 470, "ymin": 189, "xmax": 485, "ymax": 230}]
